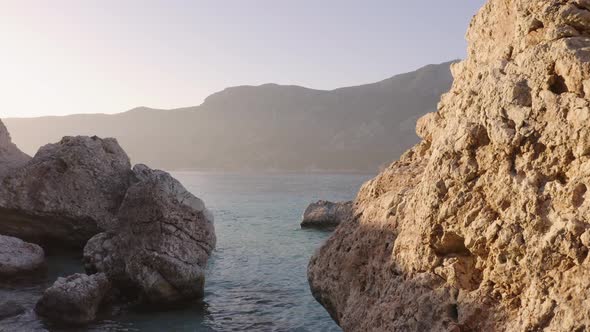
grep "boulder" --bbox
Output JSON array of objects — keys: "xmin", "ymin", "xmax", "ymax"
[
  {"xmin": 0, "ymin": 136, "xmax": 131, "ymax": 247},
  {"xmin": 84, "ymin": 165, "xmax": 216, "ymax": 304},
  {"xmin": 35, "ymin": 273, "xmax": 111, "ymax": 325},
  {"xmin": 0, "ymin": 234, "xmax": 45, "ymax": 279},
  {"xmin": 0, "ymin": 119, "xmax": 30, "ymax": 178},
  {"xmin": 309, "ymin": 1, "xmax": 590, "ymax": 331},
  {"xmin": 301, "ymin": 200, "xmax": 352, "ymax": 228}
]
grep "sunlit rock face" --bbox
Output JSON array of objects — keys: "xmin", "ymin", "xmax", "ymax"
[{"xmin": 309, "ymin": 1, "xmax": 590, "ymax": 331}]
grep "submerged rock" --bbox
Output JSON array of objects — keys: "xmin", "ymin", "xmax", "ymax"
[
  {"xmin": 0, "ymin": 301, "xmax": 25, "ymax": 320},
  {"xmin": 0, "ymin": 136, "xmax": 131, "ymax": 247},
  {"xmin": 309, "ymin": 1, "xmax": 590, "ymax": 331},
  {"xmin": 35, "ymin": 273, "xmax": 111, "ymax": 325},
  {"xmin": 0, "ymin": 234, "xmax": 45, "ymax": 279},
  {"xmin": 84, "ymin": 165, "xmax": 216, "ymax": 304},
  {"xmin": 0, "ymin": 119, "xmax": 30, "ymax": 178},
  {"xmin": 301, "ymin": 200, "xmax": 352, "ymax": 228}
]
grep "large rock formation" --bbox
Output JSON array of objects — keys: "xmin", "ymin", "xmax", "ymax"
[
  {"xmin": 0, "ymin": 234, "xmax": 45, "ymax": 279},
  {"xmin": 35, "ymin": 273, "xmax": 111, "ymax": 325},
  {"xmin": 0, "ymin": 136, "xmax": 131, "ymax": 247},
  {"xmin": 0, "ymin": 119, "xmax": 30, "ymax": 177},
  {"xmin": 83, "ymin": 165, "xmax": 216, "ymax": 304},
  {"xmin": 309, "ymin": 1, "xmax": 590, "ymax": 331},
  {"xmin": 301, "ymin": 200, "xmax": 352, "ymax": 229},
  {"xmin": 0, "ymin": 121, "xmax": 216, "ymax": 319}
]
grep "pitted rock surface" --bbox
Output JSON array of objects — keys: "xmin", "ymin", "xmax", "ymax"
[{"xmin": 309, "ymin": 1, "xmax": 590, "ymax": 331}]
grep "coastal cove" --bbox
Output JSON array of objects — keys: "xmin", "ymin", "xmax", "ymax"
[{"xmin": 0, "ymin": 171, "xmax": 373, "ymax": 332}]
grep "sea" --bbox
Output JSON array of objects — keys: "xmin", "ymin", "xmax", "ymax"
[{"xmin": 0, "ymin": 171, "xmax": 374, "ymax": 332}]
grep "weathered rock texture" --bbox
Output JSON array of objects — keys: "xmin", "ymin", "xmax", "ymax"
[
  {"xmin": 35, "ymin": 273, "xmax": 111, "ymax": 325},
  {"xmin": 301, "ymin": 200, "xmax": 352, "ymax": 228},
  {"xmin": 0, "ymin": 234, "xmax": 45, "ymax": 279},
  {"xmin": 0, "ymin": 136, "xmax": 131, "ymax": 247},
  {"xmin": 0, "ymin": 119, "xmax": 30, "ymax": 177},
  {"xmin": 84, "ymin": 165, "xmax": 216, "ymax": 304},
  {"xmin": 309, "ymin": 1, "xmax": 590, "ymax": 331}
]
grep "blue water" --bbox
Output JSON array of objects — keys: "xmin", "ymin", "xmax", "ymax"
[{"xmin": 0, "ymin": 172, "xmax": 373, "ymax": 332}]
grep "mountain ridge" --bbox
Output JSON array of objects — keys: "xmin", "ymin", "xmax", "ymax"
[{"xmin": 5, "ymin": 60, "xmax": 457, "ymax": 172}]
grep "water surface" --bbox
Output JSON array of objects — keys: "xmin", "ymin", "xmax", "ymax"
[{"xmin": 0, "ymin": 172, "xmax": 373, "ymax": 332}]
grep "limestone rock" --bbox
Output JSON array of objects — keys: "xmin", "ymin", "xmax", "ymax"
[
  {"xmin": 0, "ymin": 136, "xmax": 131, "ymax": 247},
  {"xmin": 0, "ymin": 234, "xmax": 45, "ymax": 279},
  {"xmin": 84, "ymin": 165, "xmax": 216, "ymax": 304},
  {"xmin": 35, "ymin": 273, "xmax": 111, "ymax": 325},
  {"xmin": 0, "ymin": 119, "xmax": 30, "ymax": 178},
  {"xmin": 309, "ymin": 1, "xmax": 590, "ymax": 331},
  {"xmin": 301, "ymin": 200, "xmax": 352, "ymax": 228}
]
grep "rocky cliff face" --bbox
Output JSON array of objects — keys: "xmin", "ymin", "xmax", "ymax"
[{"xmin": 309, "ymin": 1, "xmax": 590, "ymax": 331}]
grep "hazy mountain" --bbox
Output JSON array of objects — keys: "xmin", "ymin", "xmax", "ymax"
[{"xmin": 5, "ymin": 61, "xmax": 456, "ymax": 172}]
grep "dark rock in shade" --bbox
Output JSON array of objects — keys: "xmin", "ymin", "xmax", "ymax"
[
  {"xmin": 301, "ymin": 200, "xmax": 353, "ymax": 228},
  {"xmin": 0, "ymin": 301, "xmax": 26, "ymax": 320},
  {"xmin": 84, "ymin": 164, "xmax": 216, "ymax": 304},
  {"xmin": 35, "ymin": 273, "xmax": 111, "ymax": 325},
  {"xmin": 0, "ymin": 234, "xmax": 45, "ymax": 279},
  {"xmin": 0, "ymin": 135, "xmax": 131, "ymax": 247},
  {"xmin": 0, "ymin": 119, "xmax": 30, "ymax": 178}
]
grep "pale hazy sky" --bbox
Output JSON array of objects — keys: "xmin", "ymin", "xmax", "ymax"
[{"xmin": 1, "ymin": 1, "xmax": 486, "ymax": 118}]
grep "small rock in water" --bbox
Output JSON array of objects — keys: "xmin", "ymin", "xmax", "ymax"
[
  {"xmin": 0, "ymin": 135, "xmax": 131, "ymax": 247},
  {"xmin": 0, "ymin": 234, "xmax": 45, "ymax": 279},
  {"xmin": 301, "ymin": 200, "xmax": 352, "ymax": 229},
  {"xmin": 35, "ymin": 273, "xmax": 111, "ymax": 325}
]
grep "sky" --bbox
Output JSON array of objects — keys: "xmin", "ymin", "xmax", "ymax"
[{"xmin": 0, "ymin": 0, "xmax": 486, "ymax": 118}]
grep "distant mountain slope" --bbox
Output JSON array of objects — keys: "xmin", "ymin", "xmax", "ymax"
[{"xmin": 5, "ymin": 61, "xmax": 456, "ymax": 172}]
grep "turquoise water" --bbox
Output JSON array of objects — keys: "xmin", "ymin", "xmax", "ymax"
[{"xmin": 0, "ymin": 172, "xmax": 373, "ymax": 332}]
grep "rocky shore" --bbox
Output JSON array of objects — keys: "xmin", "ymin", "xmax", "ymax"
[
  {"xmin": 0, "ymin": 120, "xmax": 216, "ymax": 326},
  {"xmin": 309, "ymin": 0, "xmax": 590, "ymax": 331}
]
